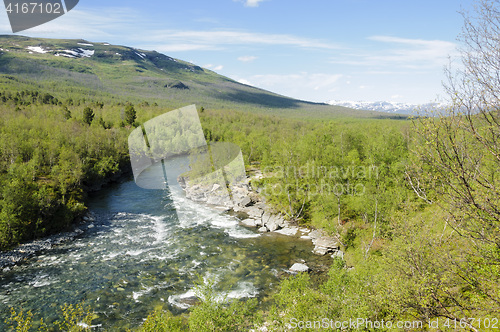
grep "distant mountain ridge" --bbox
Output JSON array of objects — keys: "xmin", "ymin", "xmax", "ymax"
[
  {"xmin": 0, "ymin": 35, "xmax": 406, "ymax": 119},
  {"xmin": 326, "ymin": 100, "xmax": 446, "ymax": 115}
]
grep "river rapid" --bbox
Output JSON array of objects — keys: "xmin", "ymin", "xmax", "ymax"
[{"xmin": 0, "ymin": 157, "xmax": 329, "ymax": 330}]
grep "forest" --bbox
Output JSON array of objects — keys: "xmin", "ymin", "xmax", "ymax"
[{"xmin": 2, "ymin": 0, "xmax": 500, "ymax": 331}]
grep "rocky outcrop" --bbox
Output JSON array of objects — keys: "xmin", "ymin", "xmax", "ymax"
[
  {"xmin": 301, "ymin": 228, "xmax": 342, "ymax": 256},
  {"xmin": 178, "ymin": 168, "xmax": 343, "ymax": 259},
  {"xmin": 313, "ymin": 237, "xmax": 340, "ymax": 255},
  {"xmin": 165, "ymin": 81, "xmax": 189, "ymax": 90}
]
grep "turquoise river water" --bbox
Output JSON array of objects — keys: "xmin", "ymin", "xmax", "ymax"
[{"xmin": 0, "ymin": 157, "xmax": 329, "ymax": 330}]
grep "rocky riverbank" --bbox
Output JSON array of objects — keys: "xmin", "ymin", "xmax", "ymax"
[
  {"xmin": 178, "ymin": 167, "xmax": 344, "ymax": 270},
  {"xmin": 0, "ymin": 211, "xmax": 97, "ymax": 270}
]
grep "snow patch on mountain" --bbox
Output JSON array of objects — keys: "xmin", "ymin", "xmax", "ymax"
[
  {"xmin": 26, "ymin": 46, "xmax": 94, "ymax": 59},
  {"xmin": 26, "ymin": 46, "xmax": 49, "ymax": 54},
  {"xmin": 54, "ymin": 48, "xmax": 94, "ymax": 58},
  {"xmin": 78, "ymin": 48, "xmax": 94, "ymax": 57},
  {"xmin": 327, "ymin": 100, "xmax": 446, "ymax": 115}
]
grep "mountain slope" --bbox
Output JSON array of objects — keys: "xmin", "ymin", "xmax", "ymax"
[{"xmin": 0, "ymin": 35, "xmax": 406, "ymax": 119}]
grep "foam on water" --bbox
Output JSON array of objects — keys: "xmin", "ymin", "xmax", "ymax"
[
  {"xmin": 132, "ymin": 286, "xmax": 154, "ymax": 302},
  {"xmin": 224, "ymin": 225, "xmax": 260, "ymax": 238},
  {"xmin": 29, "ymin": 274, "xmax": 57, "ymax": 288},
  {"xmin": 171, "ymin": 190, "xmax": 260, "ymax": 239},
  {"xmin": 150, "ymin": 215, "xmax": 168, "ymax": 244},
  {"xmin": 226, "ymin": 281, "xmax": 259, "ymax": 299},
  {"xmin": 168, "ymin": 289, "xmax": 197, "ymax": 309}
]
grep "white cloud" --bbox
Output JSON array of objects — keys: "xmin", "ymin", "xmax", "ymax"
[
  {"xmin": 238, "ymin": 55, "xmax": 258, "ymax": 62},
  {"xmin": 234, "ymin": 0, "xmax": 266, "ymax": 7},
  {"xmin": 245, "ymin": 0, "xmax": 265, "ymax": 7},
  {"xmin": 1, "ymin": 7, "xmax": 339, "ymax": 53},
  {"xmin": 331, "ymin": 35, "xmax": 457, "ymax": 69},
  {"xmin": 368, "ymin": 35, "xmax": 457, "ymax": 65},
  {"xmin": 1, "ymin": 8, "xmax": 139, "ymax": 39},
  {"xmin": 141, "ymin": 30, "xmax": 340, "ymax": 51},
  {"xmin": 157, "ymin": 44, "xmax": 216, "ymax": 52},
  {"xmin": 213, "ymin": 65, "xmax": 224, "ymax": 71}
]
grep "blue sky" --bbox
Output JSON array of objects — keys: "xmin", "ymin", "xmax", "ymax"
[{"xmin": 0, "ymin": 0, "xmax": 474, "ymax": 104}]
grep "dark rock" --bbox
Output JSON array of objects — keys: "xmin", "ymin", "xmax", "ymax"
[{"xmin": 166, "ymin": 81, "xmax": 189, "ymax": 90}]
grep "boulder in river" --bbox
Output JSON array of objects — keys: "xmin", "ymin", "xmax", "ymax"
[
  {"xmin": 289, "ymin": 263, "xmax": 309, "ymax": 273},
  {"xmin": 274, "ymin": 227, "xmax": 298, "ymax": 236},
  {"xmin": 177, "ymin": 296, "xmax": 200, "ymax": 307},
  {"xmin": 241, "ymin": 219, "xmax": 258, "ymax": 227},
  {"xmin": 242, "ymin": 206, "xmax": 264, "ymax": 219}
]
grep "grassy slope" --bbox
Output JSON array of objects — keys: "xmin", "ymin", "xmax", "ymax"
[{"xmin": 0, "ymin": 35, "xmax": 407, "ymax": 120}]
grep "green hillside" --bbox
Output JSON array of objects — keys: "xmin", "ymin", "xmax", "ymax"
[{"xmin": 0, "ymin": 35, "xmax": 405, "ymax": 120}]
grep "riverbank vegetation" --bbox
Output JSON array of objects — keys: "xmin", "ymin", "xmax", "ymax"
[{"xmin": 0, "ymin": 91, "xmax": 132, "ymax": 249}]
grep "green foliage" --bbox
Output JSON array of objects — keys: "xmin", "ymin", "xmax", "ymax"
[
  {"xmin": 0, "ymin": 91, "xmax": 129, "ymax": 249},
  {"xmin": 5, "ymin": 303, "xmax": 93, "ymax": 332},
  {"xmin": 54, "ymin": 304, "xmax": 94, "ymax": 332},
  {"xmin": 5, "ymin": 308, "xmax": 40, "ymax": 332},
  {"xmin": 62, "ymin": 106, "xmax": 71, "ymax": 120},
  {"xmin": 124, "ymin": 103, "xmax": 137, "ymax": 126},
  {"xmin": 201, "ymin": 109, "xmax": 410, "ymax": 231},
  {"xmin": 139, "ymin": 309, "xmax": 187, "ymax": 332},
  {"xmin": 188, "ymin": 275, "xmax": 259, "ymax": 331},
  {"xmin": 268, "ymin": 272, "xmax": 326, "ymax": 329},
  {"xmin": 266, "ymin": 259, "xmax": 387, "ymax": 331},
  {"xmin": 82, "ymin": 107, "xmax": 94, "ymax": 125}
]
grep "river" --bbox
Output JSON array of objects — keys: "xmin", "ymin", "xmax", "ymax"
[{"xmin": 0, "ymin": 157, "xmax": 329, "ymax": 330}]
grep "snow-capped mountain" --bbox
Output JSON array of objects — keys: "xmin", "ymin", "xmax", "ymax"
[{"xmin": 327, "ymin": 100, "xmax": 445, "ymax": 115}]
